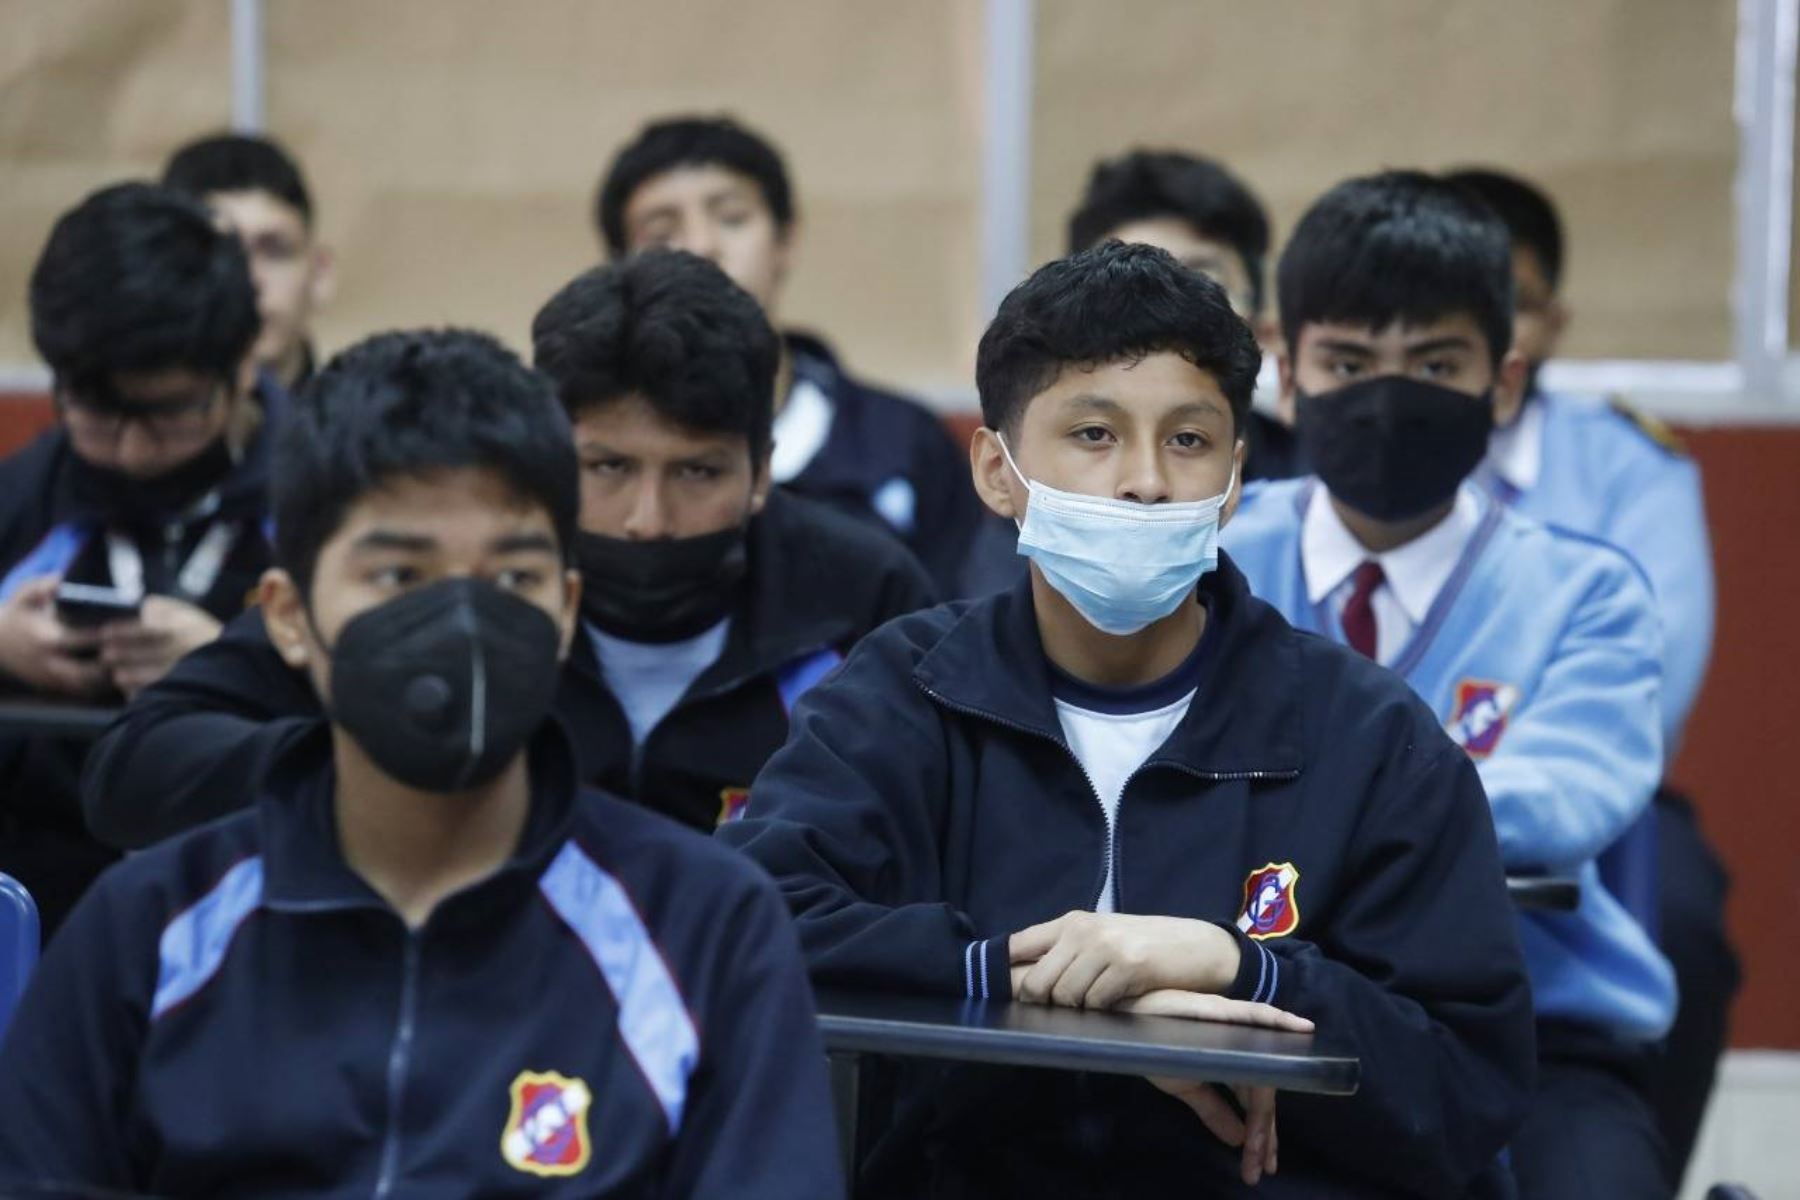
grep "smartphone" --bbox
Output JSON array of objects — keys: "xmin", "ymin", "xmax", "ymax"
[{"xmin": 55, "ymin": 582, "xmax": 143, "ymax": 628}]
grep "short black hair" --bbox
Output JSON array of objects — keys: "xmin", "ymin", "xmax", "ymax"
[
  {"xmin": 1444, "ymin": 167, "xmax": 1565, "ymax": 291},
  {"xmin": 162, "ymin": 132, "xmax": 314, "ymax": 228},
  {"xmin": 977, "ymin": 241, "xmax": 1261, "ymax": 438},
  {"xmin": 30, "ymin": 181, "xmax": 260, "ymax": 396},
  {"xmin": 531, "ymin": 250, "xmax": 779, "ymax": 463},
  {"xmin": 273, "ymin": 329, "xmax": 578, "ymax": 604},
  {"xmin": 1277, "ymin": 170, "xmax": 1514, "ymax": 366},
  {"xmin": 1068, "ymin": 149, "xmax": 1272, "ymax": 312},
  {"xmin": 595, "ymin": 116, "xmax": 794, "ymax": 257}
]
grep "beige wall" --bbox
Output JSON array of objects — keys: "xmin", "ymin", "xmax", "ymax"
[
  {"xmin": 262, "ymin": 0, "xmax": 986, "ymax": 394},
  {"xmin": 0, "ymin": 0, "xmax": 1753, "ymax": 388},
  {"xmin": 1032, "ymin": 0, "xmax": 1740, "ymax": 362},
  {"xmin": 0, "ymin": 0, "xmax": 233, "ymax": 366}
]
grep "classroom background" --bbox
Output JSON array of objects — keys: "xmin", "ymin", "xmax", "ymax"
[{"xmin": 1, "ymin": 2, "xmax": 1797, "ymax": 1193}]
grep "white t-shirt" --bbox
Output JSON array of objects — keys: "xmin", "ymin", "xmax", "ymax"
[
  {"xmin": 1049, "ymin": 630, "xmax": 1212, "ymax": 912},
  {"xmin": 586, "ymin": 618, "xmax": 731, "ymax": 747}
]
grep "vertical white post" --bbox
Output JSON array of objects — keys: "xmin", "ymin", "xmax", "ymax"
[
  {"xmin": 1733, "ymin": 0, "xmax": 1797, "ymax": 400},
  {"xmin": 981, "ymin": 0, "xmax": 1035, "ymax": 322},
  {"xmin": 231, "ymin": 0, "xmax": 265, "ymax": 133}
]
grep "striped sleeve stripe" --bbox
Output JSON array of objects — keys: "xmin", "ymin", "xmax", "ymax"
[{"xmin": 540, "ymin": 841, "xmax": 700, "ymax": 1135}]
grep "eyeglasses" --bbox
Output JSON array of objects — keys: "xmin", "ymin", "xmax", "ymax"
[{"xmin": 55, "ymin": 382, "xmax": 223, "ymax": 448}]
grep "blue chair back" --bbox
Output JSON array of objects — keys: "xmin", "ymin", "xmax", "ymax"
[
  {"xmin": 0, "ymin": 872, "xmax": 40, "ymax": 1037},
  {"xmin": 1597, "ymin": 808, "xmax": 1660, "ymax": 943}
]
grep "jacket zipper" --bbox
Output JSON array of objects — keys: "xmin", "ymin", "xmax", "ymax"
[
  {"xmin": 372, "ymin": 931, "xmax": 422, "ymax": 1199},
  {"xmin": 918, "ymin": 683, "xmax": 1300, "ymax": 912},
  {"xmin": 919, "ymin": 684, "xmax": 1117, "ymax": 910}
]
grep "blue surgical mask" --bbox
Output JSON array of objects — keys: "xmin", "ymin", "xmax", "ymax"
[{"xmin": 1000, "ymin": 436, "xmax": 1237, "ymax": 635}]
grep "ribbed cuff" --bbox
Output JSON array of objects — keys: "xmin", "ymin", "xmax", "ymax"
[
  {"xmin": 962, "ymin": 936, "xmax": 1012, "ymax": 1002},
  {"xmin": 1220, "ymin": 923, "xmax": 1282, "ymax": 1006}
]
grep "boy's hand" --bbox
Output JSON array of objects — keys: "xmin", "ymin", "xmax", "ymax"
[
  {"xmin": 0, "ymin": 576, "xmax": 108, "ymax": 697},
  {"xmin": 1148, "ymin": 1077, "xmax": 1280, "ymax": 1186},
  {"xmin": 1124, "ymin": 991, "xmax": 1306, "ymax": 1188},
  {"xmin": 99, "ymin": 596, "xmax": 222, "ymax": 698},
  {"xmin": 1010, "ymin": 911, "xmax": 1243, "ymax": 1008}
]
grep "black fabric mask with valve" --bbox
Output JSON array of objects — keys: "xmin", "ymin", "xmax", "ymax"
[
  {"xmin": 1294, "ymin": 375, "xmax": 1495, "ymax": 521},
  {"xmin": 322, "ymin": 577, "xmax": 564, "ymax": 792},
  {"xmin": 575, "ymin": 526, "xmax": 748, "ymax": 643}
]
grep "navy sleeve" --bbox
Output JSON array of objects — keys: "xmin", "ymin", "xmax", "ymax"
[
  {"xmin": 81, "ymin": 607, "xmax": 317, "ymax": 849},
  {"xmin": 659, "ymin": 875, "xmax": 844, "ymax": 1199},
  {"xmin": 0, "ymin": 871, "xmax": 151, "ymax": 1189},
  {"xmin": 720, "ymin": 629, "xmax": 1012, "ymax": 1002},
  {"xmin": 1223, "ymin": 740, "xmax": 1536, "ymax": 1196}
]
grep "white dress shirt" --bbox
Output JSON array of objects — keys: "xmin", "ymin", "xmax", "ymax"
[{"xmin": 1300, "ymin": 485, "xmax": 1483, "ymax": 666}]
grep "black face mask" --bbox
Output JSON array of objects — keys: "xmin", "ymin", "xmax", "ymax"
[
  {"xmin": 575, "ymin": 526, "xmax": 748, "ymax": 643},
  {"xmin": 322, "ymin": 578, "xmax": 564, "ymax": 793},
  {"xmin": 66, "ymin": 436, "xmax": 236, "ymax": 525},
  {"xmin": 1295, "ymin": 375, "xmax": 1495, "ymax": 521}
]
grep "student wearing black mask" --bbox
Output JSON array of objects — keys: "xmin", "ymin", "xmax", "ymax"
[
  {"xmin": 1223, "ymin": 173, "xmax": 1673, "ymax": 1198},
  {"xmin": 81, "ymin": 249, "xmax": 933, "ymax": 847},
  {"xmin": 0, "ymin": 182, "xmax": 272, "ymax": 936},
  {"xmin": 0, "ymin": 328, "xmax": 840, "ymax": 1196},
  {"xmin": 597, "ymin": 116, "xmax": 986, "ymax": 596}
]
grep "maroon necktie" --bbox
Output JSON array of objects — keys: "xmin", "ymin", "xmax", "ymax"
[{"xmin": 1341, "ymin": 560, "xmax": 1386, "ymax": 660}]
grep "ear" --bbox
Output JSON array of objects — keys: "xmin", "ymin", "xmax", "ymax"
[
  {"xmin": 1544, "ymin": 296, "xmax": 1569, "ymax": 355},
  {"xmin": 257, "ymin": 568, "xmax": 314, "ymax": 671},
  {"xmin": 308, "ymin": 242, "xmax": 337, "ymax": 307},
  {"xmin": 1275, "ymin": 349, "xmax": 1297, "ymax": 425},
  {"xmin": 748, "ymin": 444, "xmax": 774, "ymax": 516},
  {"xmin": 1219, "ymin": 439, "xmax": 1248, "ymax": 530},
  {"xmin": 233, "ymin": 354, "xmax": 259, "ymax": 402},
  {"xmin": 970, "ymin": 426, "xmax": 1023, "ymax": 521},
  {"xmin": 1492, "ymin": 348, "xmax": 1529, "ymax": 429},
  {"xmin": 770, "ymin": 216, "xmax": 798, "ymax": 293},
  {"xmin": 555, "ymin": 567, "xmax": 582, "ymax": 660}
]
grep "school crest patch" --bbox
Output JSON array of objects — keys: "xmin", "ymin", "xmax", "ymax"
[
  {"xmin": 1236, "ymin": 862, "xmax": 1301, "ymax": 940},
  {"xmin": 716, "ymin": 787, "xmax": 751, "ymax": 826},
  {"xmin": 1447, "ymin": 679, "xmax": 1520, "ymax": 760},
  {"xmin": 501, "ymin": 1070, "xmax": 592, "ymax": 1177}
]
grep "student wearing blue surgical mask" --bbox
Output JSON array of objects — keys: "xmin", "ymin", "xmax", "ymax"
[{"xmin": 723, "ymin": 242, "xmax": 1535, "ymax": 1197}]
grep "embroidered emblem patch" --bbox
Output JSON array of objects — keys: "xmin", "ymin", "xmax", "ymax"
[
  {"xmin": 1447, "ymin": 679, "xmax": 1520, "ymax": 760},
  {"xmin": 501, "ymin": 1070, "xmax": 593, "ymax": 1177},
  {"xmin": 1236, "ymin": 862, "xmax": 1301, "ymax": 940},
  {"xmin": 716, "ymin": 787, "xmax": 751, "ymax": 826}
]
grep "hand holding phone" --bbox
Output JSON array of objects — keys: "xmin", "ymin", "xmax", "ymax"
[
  {"xmin": 54, "ymin": 582, "xmax": 144, "ymax": 629},
  {"xmin": 0, "ymin": 576, "xmax": 109, "ymax": 696}
]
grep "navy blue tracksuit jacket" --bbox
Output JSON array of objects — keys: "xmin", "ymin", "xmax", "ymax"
[
  {"xmin": 722, "ymin": 556, "xmax": 1535, "ymax": 1198},
  {"xmin": 0, "ymin": 726, "xmax": 841, "ymax": 1198}
]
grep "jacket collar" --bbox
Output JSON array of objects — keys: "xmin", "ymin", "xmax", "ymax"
[
  {"xmin": 256, "ymin": 719, "xmax": 582, "ymax": 912},
  {"xmin": 912, "ymin": 553, "xmax": 1304, "ymax": 777}
]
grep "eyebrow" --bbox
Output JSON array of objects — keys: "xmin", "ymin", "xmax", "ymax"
[
  {"xmin": 1062, "ymin": 394, "xmax": 1126, "ymax": 415},
  {"xmin": 1165, "ymin": 399, "xmax": 1228, "ymax": 422},
  {"xmin": 490, "ymin": 532, "xmax": 560, "ymax": 556},
  {"xmin": 349, "ymin": 530, "xmax": 437, "ymax": 554},
  {"xmin": 1311, "ymin": 338, "xmax": 1378, "ymax": 356},
  {"xmin": 1403, "ymin": 335, "xmax": 1477, "ymax": 357}
]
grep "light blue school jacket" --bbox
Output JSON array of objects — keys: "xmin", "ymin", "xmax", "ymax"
[
  {"xmin": 1477, "ymin": 391, "xmax": 1714, "ymax": 756},
  {"xmin": 1224, "ymin": 478, "xmax": 1677, "ymax": 1040}
]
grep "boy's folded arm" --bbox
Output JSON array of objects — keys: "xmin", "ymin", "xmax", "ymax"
[
  {"xmin": 1252, "ymin": 742, "xmax": 1537, "ymax": 1196},
  {"xmin": 82, "ymin": 609, "xmax": 315, "ymax": 849},
  {"xmin": 720, "ymin": 632, "xmax": 1015, "ymax": 1002}
]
